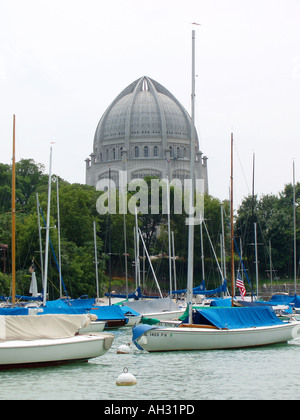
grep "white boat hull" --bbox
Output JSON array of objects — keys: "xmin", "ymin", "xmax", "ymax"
[
  {"xmin": 78, "ymin": 321, "xmax": 106, "ymax": 334},
  {"xmin": 124, "ymin": 315, "xmax": 142, "ymax": 326},
  {"xmin": 0, "ymin": 333, "xmax": 114, "ymax": 369},
  {"xmin": 141, "ymin": 310, "xmax": 185, "ymax": 321},
  {"xmin": 135, "ymin": 322, "xmax": 300, "ymax": 352}
]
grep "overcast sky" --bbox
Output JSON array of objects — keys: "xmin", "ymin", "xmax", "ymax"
[{"xmin": 0, "ymin": 0, "xmax": 299, "ymax": 208}]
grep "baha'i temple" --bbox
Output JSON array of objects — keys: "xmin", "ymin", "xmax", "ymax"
[{"xmin": 85, "ymin": 76, "xmax": 208, "ymax": 191}]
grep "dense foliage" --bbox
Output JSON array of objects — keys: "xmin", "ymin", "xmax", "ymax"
[{"xmin": 0, "ymin": 159, "xmax": 299, "ymax": 298}]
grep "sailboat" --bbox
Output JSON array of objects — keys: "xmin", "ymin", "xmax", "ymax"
[
  {"xmin": 122, "ymin": 217, "xmax": 185, "ymax": 321},
  {"xmin": 0, "ymin": 116, "xmax": 115, "ymax": 369},
  {"xmin": 33, "ymin": 167, "xmax": 127, "ymax": 330},
  {"xmin": 103, "ymin": 205, "xmax": 185, "ymax": 322},
  {"xmin": 131, "ymin": 32, "xmax": 300, "ymax": 352}
]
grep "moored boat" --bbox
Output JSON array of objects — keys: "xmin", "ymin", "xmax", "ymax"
[
  {"xmin": 0, "ymin": 313, "xmax": 114, "ymax": 369},
  {"xmin": 132, "ymin": 306, "xmax": 300, "ymax": 352}
]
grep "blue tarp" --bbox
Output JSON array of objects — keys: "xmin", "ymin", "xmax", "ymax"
[
  {"xmin": 0, "ymin": 295, "xmax": 42, "ymax": 302},
  {"xmin": 269, "ymin": 294, "xmax": 295, "ymax": 304},
  {"xmin": 44, "ymin": 299, "xmax": 127, "ymax": 320},
  {"xmin": 120, "ymin": 305, "xmax": 141, "ymax": 316},
  {"xmin": 132, "ymin": 324, "xmax": 159, "ymax": 349},
  {"xmin": 210, "ymin": 298, "xmax": 233, "ymax": 307},
  {"xmin": 269, "ymin": 294, "xmax": 298, "ymax": 306},
  {"xmin": 182, "ymin": 306, "xmax": 285, "ymax": 329},
  {"xmin": 172, "ymin": 280, "xmax": 227, "ymax": 296},
  {"xmin": 172, "ymin": 281, "xmax": 205, "ymax": 295},
  {"xmin": 292, "ymin": 296, "xmax": 300, "ymax": 308},
  {"xmin": 38, "ymin": 300, "xmax": 87, "ymax": 315},
  {"xmin": 194, "ymin": 280, "xmax": 227, "ymax": 296},
  {"xmin": 0, "ymin": 299, "xmax": 127, "ymax": 321},
  {"xmin": 63, "ymin": 298, "xmax": 96, "ymax": 309},
  {"xmin": 0, "ymin": 307, "xmax": 30, "ymax": 315},
  {"xmin": 89, "ymin": 305, "xmax": 126, "ymax": 321},
  {"xmin": 105, "ymin": 287, "xmax": 142, "ymax": 300}
]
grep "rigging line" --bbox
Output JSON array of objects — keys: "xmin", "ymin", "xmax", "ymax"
[
  {"xmin": 194, "ymin": 97, "xmax": 204, "ymax": 152},
  {"xmin": 38, "ymin": 204, "xmax": 68, "ymax": 298},
  {"xmin": 222, "ymin": 208, "xmax": 254, "ymax": 291},
  {"xmin": 233, "ymin": 140, "xmax": 251, "ymax": 196},
  {"xmin": 32, "ymin": 257, "xmax": 60, "ymax": 294}
]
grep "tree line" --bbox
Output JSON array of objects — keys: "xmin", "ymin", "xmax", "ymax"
[{"xmin": 0, "ymin": 159, "xmax": 299, "ymax": 299}]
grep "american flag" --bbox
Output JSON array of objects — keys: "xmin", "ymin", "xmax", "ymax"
[{"xmin": 236, "ymin": 272, "xmax": 246, "ymax": 300}]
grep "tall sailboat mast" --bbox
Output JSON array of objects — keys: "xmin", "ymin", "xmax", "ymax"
[
  {"xmin": 186, "ymin": 29, "xmax": 196, "ymax": 323},
  {"xmin": 230, "ymin": 132, "xmax": 235, "ymax": 305},
  {"xmin": 11, "ymin": 115, "xmax": 16, "ymax": 306},
  {"xmin": 42, "ymin": 147, "xmax": 53, "ymax": 306},
  {"xmin": 293, "ymin": 160, "xmax": 297, "ymax": 294}
]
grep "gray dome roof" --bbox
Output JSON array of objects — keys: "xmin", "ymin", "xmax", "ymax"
[{"xmin": 94, "ymin": 76, "xmax": 198, "ymax": 149}]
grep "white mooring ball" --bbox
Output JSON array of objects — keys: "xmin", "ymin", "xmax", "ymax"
[
  {"xmin": 116, "ymin": 368, "xmax": 137, "ymax": 386},
  {"xmin": 117, "ymin": 344, "xmax": 131, "ymax": 354}
]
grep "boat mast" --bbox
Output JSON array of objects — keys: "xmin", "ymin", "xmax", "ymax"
[
  {"xmin": 134, "ymin": 207, "xmax": 141, "ymax": 289},
  {"xmin": 42, "ymin": 147, "xmax": 53, "ymax": 306},
  {"xmin": 108, "ymin": 167, "xmax": 112, "ymax": 305},
  {"xmin": 171, "ymin": 231, "xmax": 177, "ymax": 292},
  {"xmin": 231, "ymin": 132, "xmax": 235, "ymax": 305},
  {"xmin": 221, "ymin": 205, "xmax": 227, "ymax": 280},
  {"xmin": 269, "ymin": 240, "xmax": 273, "ymax": 295},
  {"xmin": 293, "ymin": 160, "xmax": 297, "ymax": 294},
  {"xmin": 254, "ymin": 222, "xmax": 259, "ymax": 297},
  {"xmin": 93, "ymin": 220, "xmax": 99, "ymax": 302},
  {"xmin": 187, "ymin": 29, "xmax": 196, "ymax": 323},
  {"xmin": 57, "ymin": 178, "xmax": 62, "ymax": 298},
  {"xmin": 167, "ymin": 176, "xmax": 172, "ymax": 296},
  {"xmin": 36, "ymin": 193, "xmax": 44, "ymax": 280},
  {"xmin": 11, "ymin": 115, "xmax": 16, "ymax": 306},
  {"xmin": 200, "ymin": 217, "xmax": 205, "ymax": 283}
]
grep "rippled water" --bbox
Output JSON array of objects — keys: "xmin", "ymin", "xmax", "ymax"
[{"xmin": 1, "ymin": 328, "xmax": 300, "ymax": 400}]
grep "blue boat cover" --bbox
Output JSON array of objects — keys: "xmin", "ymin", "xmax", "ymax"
[
  {"xmin": 132, "ymin": 324, "xmax": 159, "ymax": 349},
  {"xmin": 120, "ymin": 305, "xmax": 141, "ymax": 316},
  {"xmin": 41, "ymin": 300, "xmax": 126, "ymax": 319},
  {"xmin": 0, "ymin": 299, "xmax": 126, "ymax": 321},
  {"xmin": 269, "ymin": 294, "xmax": 298, "ymax": 305},
  {"xmin": 172, "ymin": 280, "xmax": 227, "ymax": 296},
  {"xmin": 0, "ymin": 307, "xmax": 30, "ymax": 315},
  {"xmin": 105, "ymin": 287, "xmax": 142, "ymax": 300},
  {"xmin": 89, "ymin": 304, "xmax": 126, "ymax": 320},
  {"xmin": 210, "ymin": 298, "xmax": 233, "ymax": 307},
  {"xmin": 292, "ymin": 296, "xmax": 300, "ymax": 307},
  {"xmin": 194, "ymin": 280, "xmax": 227, "ymax": 296},
  {"xmin": 65, "ymin": 298, "xmax": 96, "ymax": 309},
  {"xmin": 183, "ymin": 306, "xmax": 285, "ymax": 329}
]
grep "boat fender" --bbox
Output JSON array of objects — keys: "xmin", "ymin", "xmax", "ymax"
[{"xmin": 116, "ymin": 368, "xmax": 137, "ymax": 386}]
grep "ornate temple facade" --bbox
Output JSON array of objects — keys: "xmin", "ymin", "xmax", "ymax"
[{"xmin": 85, "ymin": 76, "xmax": 208, "ymax": 191}]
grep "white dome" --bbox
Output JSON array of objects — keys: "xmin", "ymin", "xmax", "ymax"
[
  {"xmin": 86, "ymin": 75, "xmax": 208, "ymax": 194},
  {"xmin": 93, "ymin": 76, "xmax": 198, "ymax": 152}
]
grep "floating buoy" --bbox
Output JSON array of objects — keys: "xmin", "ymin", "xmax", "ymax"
[
  {"xmin": 117, "ymin": 344, "xmax": 131, "ymax": 354},
  {"xmin": 116, "ymin": 368, "xmax": 137, "ymax": 386}
]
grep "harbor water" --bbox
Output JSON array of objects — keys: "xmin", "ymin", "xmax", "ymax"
[{"xmin": 1, "ymin": 327, "xmax": 300, "ymax": 400}]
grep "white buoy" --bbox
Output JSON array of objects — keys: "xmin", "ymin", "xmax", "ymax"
[
  {"xmin": 117, "ymin": 344, "xmax": 131, "ymax": 354},
  {"xmin": 116, "ymin": 368, "xmax": 137, "ymax": 386}
]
